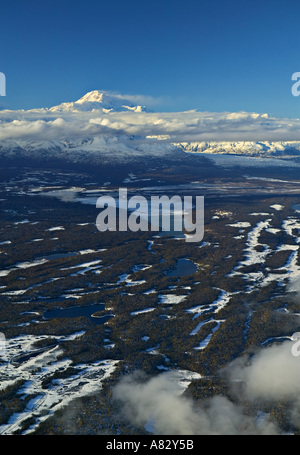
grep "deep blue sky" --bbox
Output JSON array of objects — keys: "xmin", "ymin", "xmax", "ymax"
[{"xmin": 1, "ymin": 0, "xmax": 300, "ymax": 117}]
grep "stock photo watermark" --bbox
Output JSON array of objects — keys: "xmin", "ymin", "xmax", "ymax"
[
  {"xmin": 292, "ymin": 72, "xmax": 300, "ymax": 97},
  {"xmin": 95, "ymin": 188, "xmax": 204, "ymax": 243},
  {"xmin": 0, "ymin": 73, "xmax": 6, "ymax": 96},
  {"xmin": 0, "ymin": 332, "xmax": 6, "ymax": 360},
  {"xmin": 291, "ymin": 332, "xmax": 300, "ymax": 357}
]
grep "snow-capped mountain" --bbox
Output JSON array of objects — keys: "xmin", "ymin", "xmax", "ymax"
[
  {"xmin": 48, "ymin": 90, "xmax": 149, "ymax": 113},
  {"xmin": 175, "ymin": 141, "xmax": 300, "ymax": 157},
  {"xmin": 0, "ymin": 135, "xmax": 178, "ymax": 164},
  {"xmin": 1, "ymin": 90, "xmax": 300, "ymax": 164}
]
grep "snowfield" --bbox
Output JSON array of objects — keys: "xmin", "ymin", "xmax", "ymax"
[{"xmin": 0, "ymin": 331, "xmax": 119, "ymax": 435}]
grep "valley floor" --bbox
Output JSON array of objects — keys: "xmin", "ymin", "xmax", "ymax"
[{"xmin": 1, "ymin": 158, "xmax": 300, "ymax": 434}]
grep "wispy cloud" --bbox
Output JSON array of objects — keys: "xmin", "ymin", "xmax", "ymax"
[{"xmin": 100, "ymin": 90, "xmax": 168, "ymax": 109}]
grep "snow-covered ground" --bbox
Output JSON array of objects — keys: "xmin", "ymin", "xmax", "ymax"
[
  {"xmin": 0, "ymin": 332, "xmax": 119, "ymax": 435},
  {"xmin": 228, "ymin": 210, "xmax": 300, "ymax": 292},
  {"xmin": 193, "ymin": 320, "xmax": 224, "ymax": 351},
  {"xmin": 158, "ymin": 294, "xmax": 187, "ymax": 305},
  {"xmin": 183, "ymin": 205, "xmax": 300, "ymax": 351},
  {"xmin": 186, "ymin": 289, "xmax": 232, "ymax": 319},
  {"xmin": 2, "ymin": 165, "xmax": 300, "ymax": 432}
]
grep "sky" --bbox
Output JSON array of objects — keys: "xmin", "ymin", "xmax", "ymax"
[{"xmin": 1, "ymin": 0, "xmax": 300, "ymax": 118}]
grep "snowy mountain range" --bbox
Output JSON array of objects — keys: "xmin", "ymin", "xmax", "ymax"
[
  {"xmin": 1, "ymin": 90, "xmax": 300, "ymax": 163},
  {"xmin": 175, "ymin": 141, "xmax": 300, "ymax": 157}
]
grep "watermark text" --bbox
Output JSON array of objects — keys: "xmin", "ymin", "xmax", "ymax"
[
  {"xmin": 96, "ymin": 188, "xmax": 204, "ymax": 243},
  {"xmin": 0, "ymin": 73, "xmax": 6, "ymax": 96},
  {"xmin": 292, "ymin": 72, "xmax": 300, "ymax": 97}
]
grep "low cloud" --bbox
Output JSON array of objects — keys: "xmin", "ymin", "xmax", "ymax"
[
  {"xmin": 1, "ymin": 106, "xmax": 300, "ymax": 144},
  {"xmin": 223, "ymin": 341, "xmax": 300, "ymax": 401},
  {"xmin": 113, "ymin": 339, "xmax": 300, "ymax": 435},
  {"xmin": 112, "ymin": 370, "xmax": 278, "ymax": 435}
]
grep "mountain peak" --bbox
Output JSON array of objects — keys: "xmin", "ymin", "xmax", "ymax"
[
  {"xmin": 49, "ymin": 90, "xmax": 149, "ymax": 113},
  {"xmin": 76, "ymin": 90, "xmax": 105, "ymax": 104}
]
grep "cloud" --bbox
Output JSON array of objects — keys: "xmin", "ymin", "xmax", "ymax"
[
  {"xmin": 101, "ymin": 90, "xmax": 167, "ymax": 109},
  {"xmin": 112, "ymin": 370, "xmax": 279, "ymax": 435},
  {"xmin": 222, "ymin": 340, "xmax": 300, "ymax": 430},
  {"xmin": 0, "ymin": 118, "xmax": 69, "ymax": 141},
  {"xmin": 1, "ymin": 106, "xmax": 300, "ymax": 145},
  {"xmin": 112, "ymin": 338, "xmax": 300, "ymax": 435},
  {"xmin": 223, "ymin": 341, "xmax": 300, "ymax": 401}
]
